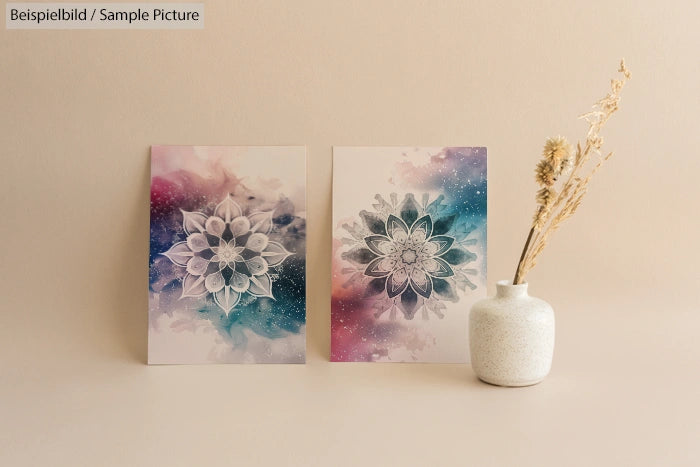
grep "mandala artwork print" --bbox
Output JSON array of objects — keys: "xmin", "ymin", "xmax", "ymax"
[
  {"xmin": 161, "ymin": 195, "xmax": 292, "ymax": 314},
  {"xmin": 332, "ymin": 147, "xmax": 487, "ymax": 362},
  {"xmin": 149, "ymin": 146, "xmax": 306, "ymax": 364}
]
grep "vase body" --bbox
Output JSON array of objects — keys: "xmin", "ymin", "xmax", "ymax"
[{"xmin": 469, "ymin": 280, "xmax": 554, "ymax": 386}]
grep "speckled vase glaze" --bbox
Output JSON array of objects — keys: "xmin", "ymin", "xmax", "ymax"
[{"xmin": 469, "ymin": 280, "xmax": 554, "ymax": 387}]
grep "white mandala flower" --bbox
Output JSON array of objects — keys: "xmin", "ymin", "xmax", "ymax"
[{"xmin": 161, "ymin": 195, "xmax": 292, "ymax": 315}]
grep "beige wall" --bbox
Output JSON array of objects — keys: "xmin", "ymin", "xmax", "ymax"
[{"xmin": 2, "ymin": 1, "xmax": 699, "ymax": 465}]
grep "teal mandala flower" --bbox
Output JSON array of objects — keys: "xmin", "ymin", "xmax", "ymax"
[{"xmin": 341, "ymin": 193, "xmax": 477, "ymax": 319}]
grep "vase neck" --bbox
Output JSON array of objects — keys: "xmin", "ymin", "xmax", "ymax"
[{"xmin": 496, "ymin": 280, "xmax": 529, "ymax": 298}]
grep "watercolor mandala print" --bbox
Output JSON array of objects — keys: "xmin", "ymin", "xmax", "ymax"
[
  {"xmin": 161, "ymin": 195, "xmax": 292, "ymax": 314},
  {"xmin": 149, "ymin": 146, "xmax": 306, "ymax": 364},
  {"xmin": 342, "ymin": 193, "xmax": 477, "ymax": 320},
  {"xmin": 332, "ymin": 147, "xmax": 487, "ymax": 363}
]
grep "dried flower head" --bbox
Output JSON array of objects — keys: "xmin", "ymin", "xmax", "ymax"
[
  {"xmin": 536, "ymin": 187, "xmax": 556, "ymax": 207},
  {"xmin": 535, "ymin": 136, "xmax": 573, "ymax": 187},
  {"xmin": 543, "ymin": 136, "xmax": 572, "ymax": 167},
  {"xmin": 535, "ymin": 160, "xmax": 556, "ymax": 186},
  {"xmin": 532, "ymin": 187, "xmax": 556, "ymax": 231}
]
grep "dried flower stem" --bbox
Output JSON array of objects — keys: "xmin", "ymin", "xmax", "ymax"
[
  {"xmin": 513, "ymin": 60, "xmax": 631, "ymax": 284},
  {"xmin": 513, "ymin": 227, "xmax": 535, "ymax": 285}
]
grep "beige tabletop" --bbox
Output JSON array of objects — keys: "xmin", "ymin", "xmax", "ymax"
[{"xmin": 1, "ymin": 1, "xmax": 699, "ymax": 465}]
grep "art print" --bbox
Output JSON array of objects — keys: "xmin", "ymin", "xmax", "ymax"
[
  {"xmin": 332, "ymin": 147, "xmax": 487, "ymax": 362},
  {"xmin": 149, "ymin": 146, "xmax": 306, "ymax": 364}
]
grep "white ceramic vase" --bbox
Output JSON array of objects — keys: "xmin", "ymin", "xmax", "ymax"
[{"xmin": 469, "ymin": 280, "xmax": 555, "ymax": 387}]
